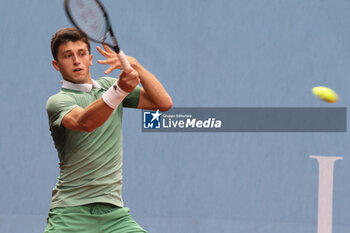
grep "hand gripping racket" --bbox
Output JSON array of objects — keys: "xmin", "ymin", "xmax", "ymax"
[{"xmin": 64, "ymin": 0, "xmax": 132, "ymax": 71}]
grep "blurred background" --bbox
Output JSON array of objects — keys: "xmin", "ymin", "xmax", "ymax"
[{"xmin": 1, "ymin": 0, "xmax": 350, "ymax": 232}]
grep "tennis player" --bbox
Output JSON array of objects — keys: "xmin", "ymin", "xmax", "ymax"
[{"xmin": 44, "ymin": 28, "xmax": 172, "ymax": 233}]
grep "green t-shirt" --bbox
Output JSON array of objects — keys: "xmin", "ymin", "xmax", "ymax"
[{"xmin": 46, "ymin": 77, "xmax": 140, "ymax": 209}]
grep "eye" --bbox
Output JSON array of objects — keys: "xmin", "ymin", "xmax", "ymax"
[{"xmin": 64, "ymin": 54, "xmax": 72, "ymax": 58}]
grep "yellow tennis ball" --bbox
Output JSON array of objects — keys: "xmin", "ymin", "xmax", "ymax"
[{"xmin": 312, "ymin": 86, "xmax": 339, "ymax": 103}]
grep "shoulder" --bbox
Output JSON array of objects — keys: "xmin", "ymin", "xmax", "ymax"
[
  {"xmin": 46, "ymin": 92, "xmax": 62, "ymax": 110},
  {"xmin": 46, "ymin": 91, "xmax": 77, "ymax": 112}
]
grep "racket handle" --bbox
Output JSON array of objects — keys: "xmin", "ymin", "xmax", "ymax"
[{"xmin": 117, "ymin": 51, "xmax": 133, "ymax": 72}]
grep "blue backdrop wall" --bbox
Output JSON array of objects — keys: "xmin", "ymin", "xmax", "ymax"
[{"xmin": 1, "ymin": 0, "xmax": 350, "ymax": 232}]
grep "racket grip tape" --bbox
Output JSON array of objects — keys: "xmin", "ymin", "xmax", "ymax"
[{"xmin": 117, "ymin": 51, "xmax": 133, "ymax": 72}]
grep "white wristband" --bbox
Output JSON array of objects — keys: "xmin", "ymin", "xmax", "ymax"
[{"xmin": 102, "ymin": 83, "xmax": 128, "ymax": 109}]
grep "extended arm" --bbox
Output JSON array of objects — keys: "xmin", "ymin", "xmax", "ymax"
[
  {"xmin": 62, "ymin": 62, "xmax": 140, "ymax": 133},
  {"xmin": 134, "ymin": 61, "xmax": 172, "ymax": 112},
  {"xmin": 97, "ymin": 44, "xmax": 173, "ymax": 112}
]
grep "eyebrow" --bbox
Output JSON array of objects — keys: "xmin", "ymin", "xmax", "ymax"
[{"xmin": 63, "ymin": 49, "xmax": 88, "ymax": 54}]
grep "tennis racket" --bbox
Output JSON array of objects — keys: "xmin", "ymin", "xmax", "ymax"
[{"xmin": 64, "ymin": 0, "xmax": 132, "ymax": 71}]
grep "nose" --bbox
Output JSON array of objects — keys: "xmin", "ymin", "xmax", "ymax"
[{"xmin": 73, "ymin": 53, "xmax": 80, "ymax": 65}]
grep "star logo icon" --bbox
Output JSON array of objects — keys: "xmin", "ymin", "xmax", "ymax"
[
  {"xmin": 150, "ymin": 109, "xmax": 162, "ymax": 122},
  {"xmin": 143, "ymin": 110, "xmax": 162, "ymax": 129}
]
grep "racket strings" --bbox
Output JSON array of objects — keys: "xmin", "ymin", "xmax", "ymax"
[{"xmin": 67, "ymin": 0, "xmax": 107, "ymax": 42}]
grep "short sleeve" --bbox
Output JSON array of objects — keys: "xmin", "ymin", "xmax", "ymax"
[
  {"xmin": 123, "ymin": 85, "xmax": 140, "ymax": 108},
  {"xmin": 46, "ymin": 93, "xmax": 79, "ymax": 129}
]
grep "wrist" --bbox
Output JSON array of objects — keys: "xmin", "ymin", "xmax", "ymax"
[
  {"xmin": 102, "ymin": 83, "xmax": 128, "ymax": 109},
  {"xmin": 130, "ymin": 58, "xmax": 140, "ymax": 70}
]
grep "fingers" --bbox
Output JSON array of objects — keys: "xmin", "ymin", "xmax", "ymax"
[
  {"xmin": 97, "ymin": 45, "xmax": 134, "ymax": 74},
  {"xmin": 97, "ymin": 58, "xmax": 117, "ymax": 65},
  {"xmin": 119, "ymin": 70, "xmax": 139, "ymax": 82},
  {"xmin": 97, "ymin": 57, "xmax": 122, "ymax": 74},
  {"xmin": 103, "ymin": 43, "xmax": 114, "ymax": 53},
  {"xmin": 97, "ymin": 44, "xmax": 117, "ymax": 58},
  {"xmin": 118, "ymin": 70, "xmax": 140, "ymax": 92},
  {"xmin": 97, "ymin": 59, "xmax": 108, "ymax": 64},
  {"xmin": 104, "ymin": 66, "xmax": 116, "ymax": 74},
  {"xmin": 96, "ymin": 58, "xmax": 118, "ymax": 74},
  {"xmin": 96, "ymin": 46, "xmax": 109, "ymax": 57}
]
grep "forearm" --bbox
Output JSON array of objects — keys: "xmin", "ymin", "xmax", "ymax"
[
  {"xmin": 76, "ymin": 98, "xmax": 114, "ymax": 132},
  {"xmin": 62, "ymin": 98, "xmax": 114, "ymax": 132},
  {"xmin": 132, "ymin": 61, "xmax": 173, "ymax": 111},
  {"xmin": 63, "ymin": 84, "xmax": 127, "ymax": 132}
]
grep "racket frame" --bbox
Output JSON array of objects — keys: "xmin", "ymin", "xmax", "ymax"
[{"xmin": 64, "ymin": 0, "xmax": 132, "ymax": 70}]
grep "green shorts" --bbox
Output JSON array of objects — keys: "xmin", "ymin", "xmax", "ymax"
[{"xmin": 44, "ymin": 203, "xmax": 146, "ymax": 233}]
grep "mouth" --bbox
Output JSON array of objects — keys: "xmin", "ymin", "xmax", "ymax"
[{"xmin": 73, "ymin": 68, "xmax": 83, "ymax": 73}]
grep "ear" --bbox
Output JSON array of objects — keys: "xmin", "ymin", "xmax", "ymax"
[
  {"xmin": 89, "ymin": 54, "xmax": 93, "ymax": 66},
  {"xmin": 52, "ymin": 60, "xmax": 60, "ymax": 71}
]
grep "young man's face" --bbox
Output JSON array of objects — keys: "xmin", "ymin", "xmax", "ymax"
[{"xmin": 52, "ymin": 40, "xmax": 93, "ymax": 84}]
